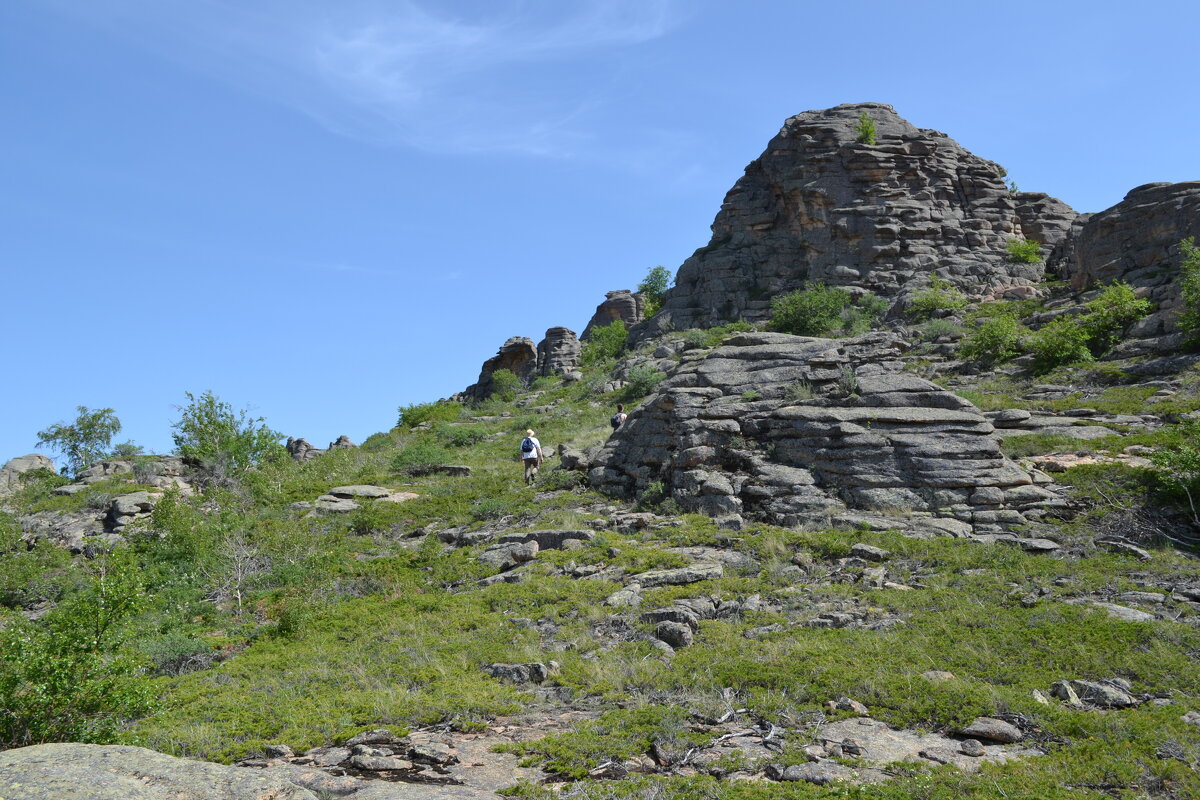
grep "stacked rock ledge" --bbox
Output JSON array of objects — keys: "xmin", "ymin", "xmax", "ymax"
[{"xmin": 588, "ymin": 331, "xmax": 1058, "ymax": 534}]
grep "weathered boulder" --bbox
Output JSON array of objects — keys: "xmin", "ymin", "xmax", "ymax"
[
  {"xmin": 0, "ymin": 453, "xmax": 57, "ymax": 495},
  {"xmin": 535, "ymin": 326, "xmax": 581, "ymax": 376},
  {"xmin": 582, "ymin": 290, "xmax": 646, "ymax": 339},
  {"xmin": 589, "ymin": 332, "xmax": 1051, "ymax": 533},
  {"xmin": 18, "ymin": 509, "xmax": 107, "ymax": 552},
  {"xmin": 636, "ymin": 103, "xmax": 1075, "ymax": 339},
  {"xmin": 461, "ymin": 337, "xmax": 539, "ymax": 401},
  {"xmin": 1051, "ymin": 181, "xmax": 1200, "ymax": 340}
]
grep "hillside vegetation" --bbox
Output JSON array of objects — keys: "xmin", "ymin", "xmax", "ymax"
[{"xmin": 4, "ymin": 289, "xmax": 1200, "ymax": 800}]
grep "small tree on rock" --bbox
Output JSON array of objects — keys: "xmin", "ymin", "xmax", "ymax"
[
  {"xmin": 36, "ymin": 406, "xmax": 131, "ymax": 478},
  {"xmin": 637, "ymin": 266, "xmax": 674, "ymax": 316},
  {"xmin": 171, "ymin": 391, "xmax": 284, "ymax": 484}
]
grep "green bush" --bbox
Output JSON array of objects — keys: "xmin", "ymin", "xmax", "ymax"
[
  {"xmin": 1029, "ymin": 316, "xmax": 1094, "ymax": 372},
  {"xmin": 854, "ymin": 111, "xmax": 877, "ymax": 145},
  {"xmin": 397, "ymin": 400, "xmax": 462, "ymax": 429},
  {"xmin": 1150, "ymin": 419, "xmax": 1200, "ymax": 524},
  {"xmin": 0, "ymin": 547, "xmax": 154, "ymax": 747},
  {"xmin": 1079, "ymin": 282, "xmax": 1151, "ymax": 353},
  {"xmin": 906, "ymin": 278, "xmax": 968, "ymax": 321},
  {"xmin": 436, "ymin": 424, "xmax": 488, "ymax": 448},
  {"xmin": 960, "ymin": 315, "xmax": 1026, "ymax": 364},
  {"xmin": 623, "ymin": 364, "xmax": 666, "ymax": 398},
  {"xmin": 768, "ymin": 284, "xmax": 885, "ymax": 337},
  {"xmin": 637, "ymin": 266, "xmax": 673, "ymax": 317},
  {"xmin": 1006, "ymin": 238, "xmax": 1043, "ymax": 264},
  {"xmin": 391, "ymin": 440, "xmax": 452, "ymax": 473},
  {"xmin": 171, "ymin": 391, "xmax": 285, "ymax": 482},
  {"xmin": 581, "ymin": 320, "xmax": 627, "ymax": 367},
  {"xmin": 917, "ymin": 318, "xmax": 962, "ymax": 342},
  {"xmin": 1178, "ymin": 237, "xmax": 1200, "ymax": 345},
  {"xmin": 35, "ymin": 406, "xmax": 130, "ymax": 478},
  {"xmin": 489, "ymin": 369, "xmax": 522, "ymax": 402}
]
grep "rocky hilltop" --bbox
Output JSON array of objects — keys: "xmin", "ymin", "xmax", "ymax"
[{"xmin": 637, "ymin": 102, "xmax": 1078, "ymax": 338}]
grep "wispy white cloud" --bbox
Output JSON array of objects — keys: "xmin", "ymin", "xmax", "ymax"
[{"xmin": 46, "ymin": 0, "xmax": 682, "ymax": 156}]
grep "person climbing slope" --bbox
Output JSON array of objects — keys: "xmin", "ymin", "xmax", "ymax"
[{"xmin": 520, "ymin": 429, "xmax": 543, "ymax": 485}]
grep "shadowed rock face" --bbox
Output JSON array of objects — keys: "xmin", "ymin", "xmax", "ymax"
[
  {"xmin": 1052, "ymin": 181, "xmax": 1200, "ymax": 340},
  {"xmin": 461, "ymin": 336, "xmax": 539, "ymax": 401},
  {"xmin": 588, "ymin": 332, "xmax": 1057, "ymax": 533},
  {"xmin": 636, "ymin": 103, "xmax": 1076, "ymax": 340},
  {"xmin": 582, "ymin": 290, "xmax": 645, "ymax": 339}
]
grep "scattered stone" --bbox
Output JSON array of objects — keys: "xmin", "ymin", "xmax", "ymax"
[
  {"xmin": 829, "ymin": 697, "xmax": 870, "ymax": 716},
  {"xmin": 922, "ymin": 670, "xmax": 956, "ymax": 682},
  {"xmin": 635, "ymin": 562, "xmax": 723, "ymax": 587},
  {"xmin": 960, "ymin": 739, "xmax": 986, "ymax": 757},
  {"xmin": 919, "ymin": 747, "xmax": 959, "ymax": 765},
  {"xmin": 328, "ymin": 485, "xmax": 392, "ymax": 499},
  {"xmin": 348, "ymin": 754, "xmax": 412, "ymax": 771},
  {"xmin": 1089, "ymin": 601, "xmax": 1156, "ymax": 623},
  {"xmin": 959, "ymin": 717, "xmax": 1023, "ymax": 744},
  {"xmin": 850, "ymin": 543, "xmax": 890, "ymax": 562},
  {"xmin": 654, "ymin": 621, "xmax": 695, "ymax": 649},
  {"xmin": 775, "ymin": 761, "xmax": 853, "ymax": 785},
  {"xmin": 483, "ymin": 662, "xmax": 548, "ymax": 684},
  {"xmin": 1059, "ymin": 679, "xmax": 1139, "ymax": 709},
  {"xmin": 1097, "ymin": 538, "xmax": 1153, "ymax": 561}
]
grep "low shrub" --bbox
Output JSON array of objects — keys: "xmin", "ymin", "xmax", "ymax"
[
  {"xmin": 906, "ymin": 278, "xmax": 967, "ymax": 321},
  {"xmin": 1006, "ymin": 238, "xmax": 1042, "ymax": 264},
  {"xmin": 769, "ymin": 284, "xmax": 886, "ymax": 337},
  {"xmin": 960, "ymin": 315, "xmax": 1026, "ymax": 364},
  {"xmin": 854, "ymin": 111, "xmax": 877, "ymax": 145},
  {"xmin": 1029, "ymin": 315, "xmax": 1094, "ymax": 372},
  {"xmin": 391, "ymin": 440, "xmax": 452, "ymax": 473},
  {"xmin": 623, "ymin": 364, "xmax": 666, "ymax": 398},
  {"xmin": 581, "ymin": 321, "xmax": 627, "ymax": 367},
  {"xmin": 917, "ymin": 318, "xmax": 962, "ymax": 342},
  {"xmin": 489, "ymin": 369, "xmax": 523, "ymax": 402},
  {"xmin": 397, "ymin": 400, "xmax": 463, "ymax": 429},
  {"xmin": 1178, "ymin": 237, "xmax": 1200, "ymax": 346},
  {"xmin": 1078, "ymin": 282, "xmax": 1151, "ymax": 353}
]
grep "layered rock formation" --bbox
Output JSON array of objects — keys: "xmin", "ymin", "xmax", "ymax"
[
  {"xmin": 589, "ymin": 332, "xmax": 1059, "ymax": 534},
  {"xmin": 0, "ymin": 453, "xmax": 56, "ymax": 494},
  {"xmin": 582, "ymin": 290, "xmax": 646, "ymax": 339},
  {"xmin": 536, "ymin": 326, "xmax": 581, "ymax": 377},
  {"xmin": 286, "ymin": 435, "xmax": 356, "ymax": 462},
  {"xmin": 1051, "ymin": 181, "xmax": 1200, "ymax": 341},
  {"xmin": 460, "ymin": 336, "xmax": 539, "ymax": 401},
  {"xmin": 637, "ymin": 103, "xmax": 1077, "ymax": 339},
  {"xmin": 461, "ymin": 328, "xmax": 582, "ymax": 400}
]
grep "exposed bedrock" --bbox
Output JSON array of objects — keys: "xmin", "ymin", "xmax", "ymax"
[
  {"xmin": 582, "ymin": 289, "xmax": 646, "ymax": 339},
  {"xmin": 635, "ymin": 103, "xmax": 1076, "ymax": 341},
  {"xmin": 460, "ymin": 336, "xmax": 539, "ymax": 401},
  {"xmin": 588, "ymin": 332, "xmax": 1057, "ymax": 533},
  {"xmin": 1052, "ymin": 181, "xmax": 1200, "ymax": 340}
]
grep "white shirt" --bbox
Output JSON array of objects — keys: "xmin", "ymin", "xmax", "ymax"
[{"xmin": 520, "ymin": 436, "xmax": 542, "ymax": 459}]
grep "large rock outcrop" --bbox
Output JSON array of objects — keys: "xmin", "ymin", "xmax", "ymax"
[
  {"xmin": 287, "ymin": 435, "xmax": 356, "ymax": 462},
  {"xmin": 589, "ymin": 332, "xmax": 1058, "ymax": 534},
  {"xmin": 1051, "ymin": 181, "xmax": 1200, "ymax": 340},
  {"xmin": 582, "ymin": 290, "xmax": 646, "ymax": 339},
  {"xmin": 535, "ymin": 326, "xmax": 581, "ymax": 376},
  {"xmin": 461, "ymin": 336, "xmax": 539, "ymax": 401},
  {"xmin": 638, "ymin": 103, "xmax": 1077, "ymax": 339},
  {"xmin": 0, "ymin": 453, "xmax": 57, "ymax": 495}
]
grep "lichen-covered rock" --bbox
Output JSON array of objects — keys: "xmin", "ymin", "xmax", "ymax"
[
  {"xmin": 582, "ymin": 289, "xmax": 646, "ymax": 339},
  {"xmin": 1051, "ymin": 181, "xmax": 1200, "ymax": 341},
  {"xmin": 535, "ymin": 326, "xmax": 581, "ymax": 376},
  {"xmin": 589, "ymin": 332, "xmax": 1053, "ymax": 533},
  {"xmin": 636, "ymin": 103, "xmax": 1075, "ymax": 339},
  {"xmin": 461, "ymin": 336, "xmax": 539, "ymax": 400}
]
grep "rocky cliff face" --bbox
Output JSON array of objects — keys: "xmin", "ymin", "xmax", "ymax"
[
  {"xmin": 1051, "ymin": 181, "xmax": 1200, "ymax": 343},
  {"xmin": 637, "ymin": 103, "xmax": 1077, "ymax": 339},
  {"xmin": 589, "ymin": 332, "xmax": 1060, "ymax": 535}
]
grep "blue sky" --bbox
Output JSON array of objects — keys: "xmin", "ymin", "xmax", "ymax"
[{"xmin": 3, "ymin": 0, "xmax": 1197, "ymax": 466}]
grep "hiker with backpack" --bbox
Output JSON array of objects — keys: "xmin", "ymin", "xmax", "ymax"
[
  {"xmin": 610, "ymin": 404, "xmax": 627, "ymax": 431},
  {"xmin": 520, "ymin": 429, "xmax": 543, "ymax": 485}
]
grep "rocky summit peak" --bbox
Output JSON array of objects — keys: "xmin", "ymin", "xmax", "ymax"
[{"xmin": 636, "ymin": 104, "xmax": 1077, "ymax": 339}]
